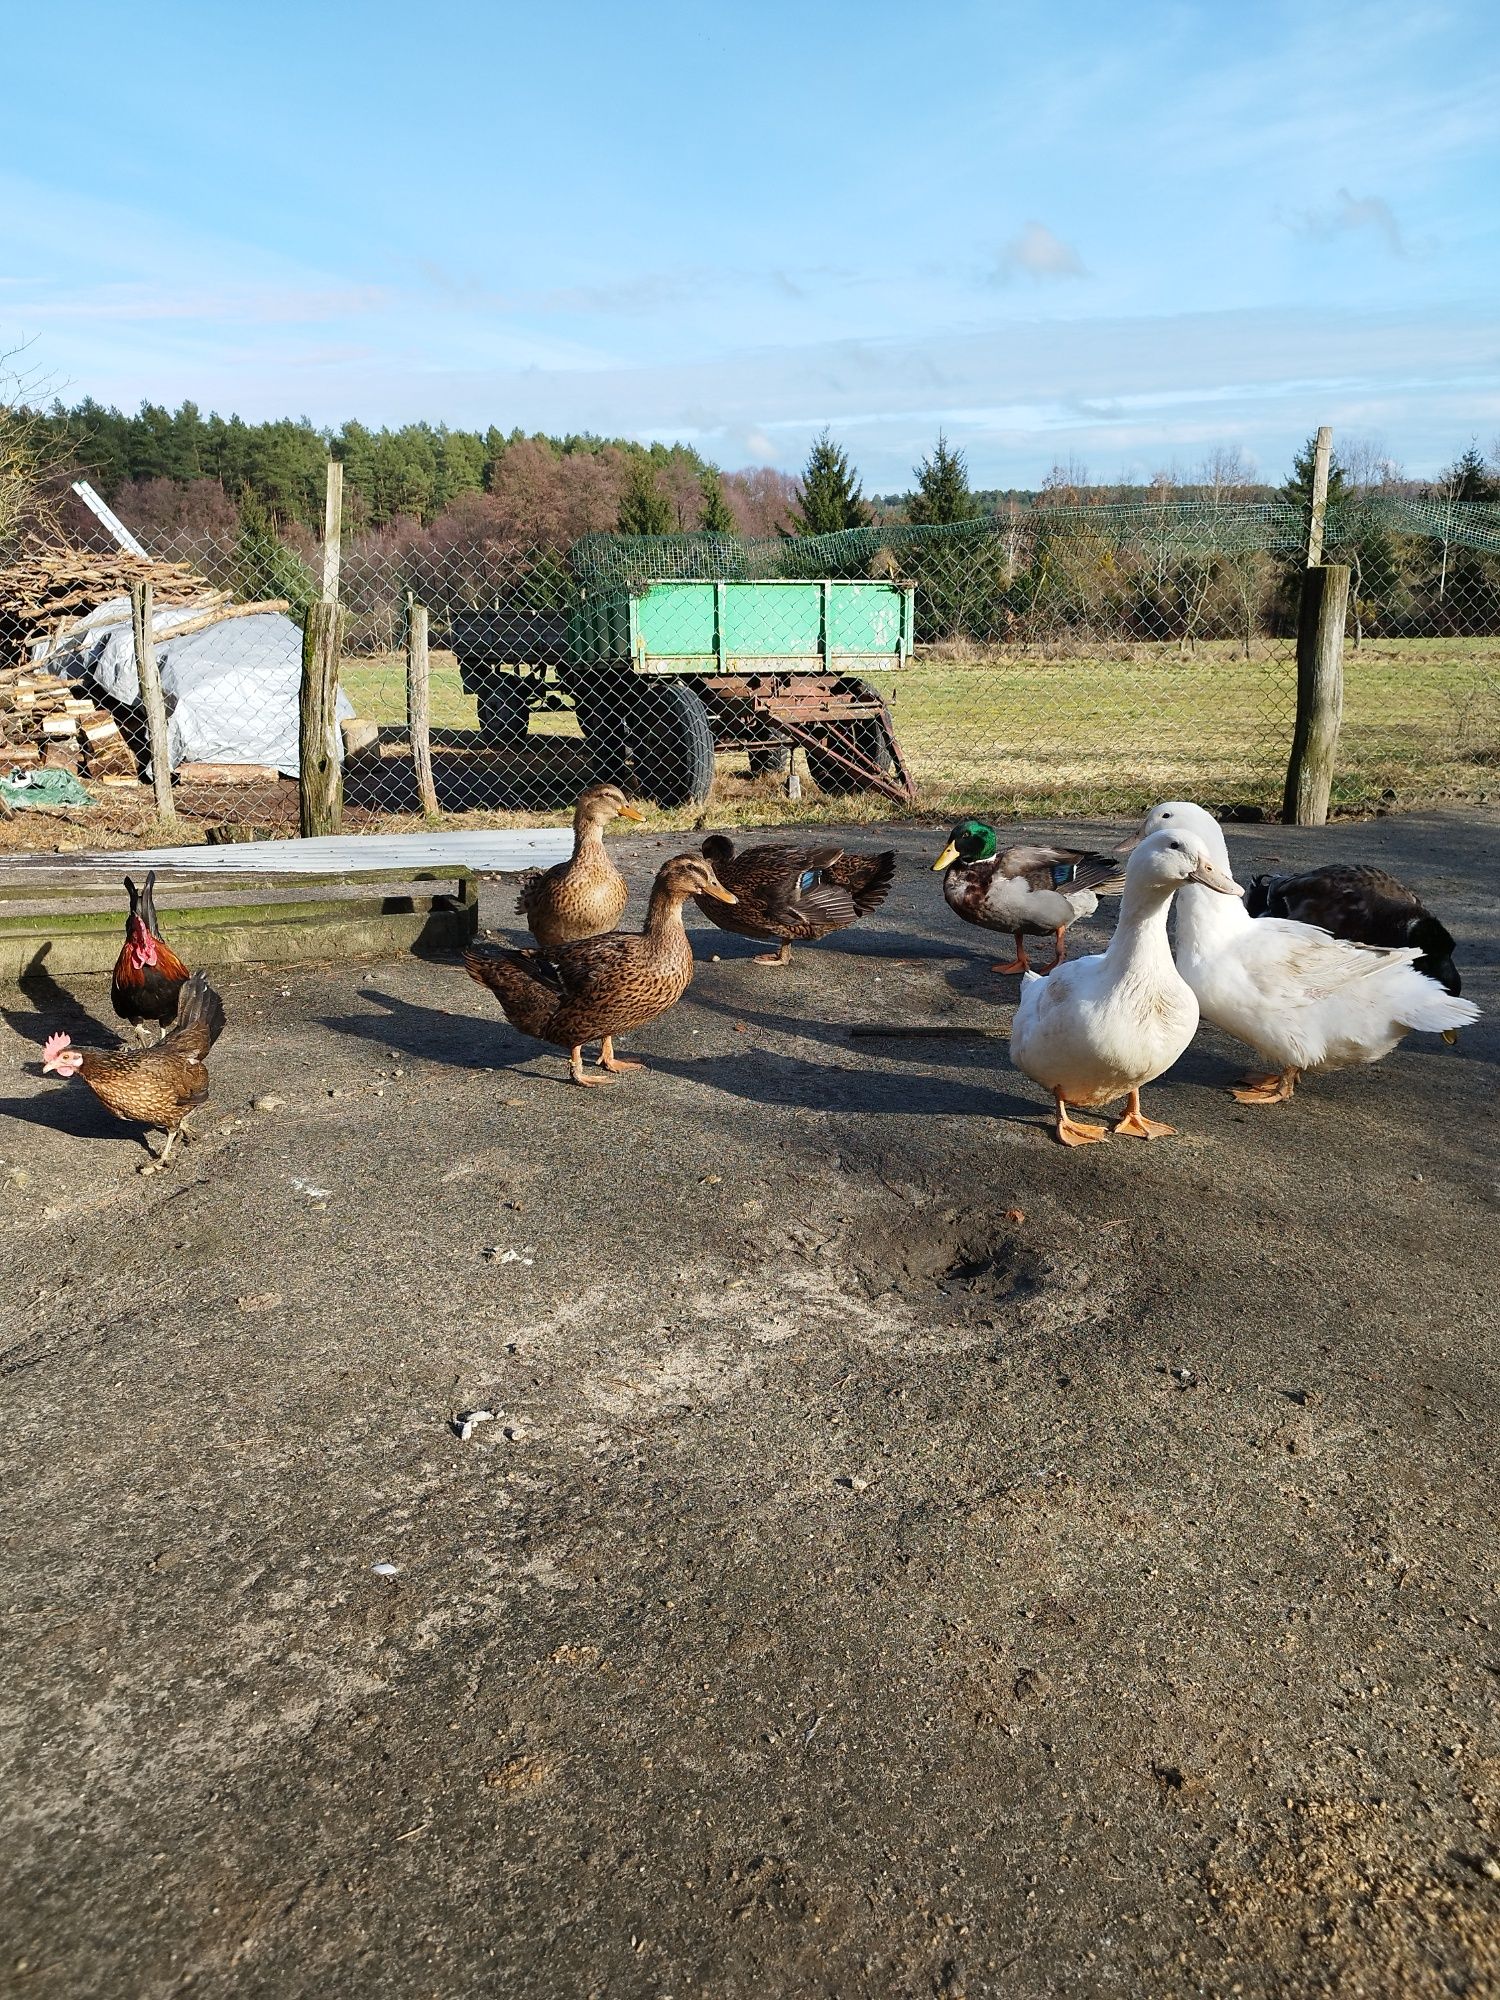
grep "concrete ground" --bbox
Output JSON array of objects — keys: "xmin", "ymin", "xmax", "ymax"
[{"xmin": 1, "ymin": 808, "xmax": 1497, "ymax": 2000}]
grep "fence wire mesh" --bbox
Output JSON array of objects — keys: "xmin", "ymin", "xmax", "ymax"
[{"xmin": 2, "ymin": 496, "xmax": 1496, "ymax": 848}]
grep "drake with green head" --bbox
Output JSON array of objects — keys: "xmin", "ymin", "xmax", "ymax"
[{"xmin": 932, "ymin": 820, "xmax": 1125, "ymax": 975}]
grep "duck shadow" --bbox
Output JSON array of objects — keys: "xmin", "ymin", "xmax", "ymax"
[
  {"xmin": 646, "ymin": 1047, "xmax": 1032, "ymax": 1120},
  {"xmin": 317, "ymin": 983, "xmax": 530, "ymax": 1072},
  {"xmin": 685, "ymin": 984, "xmax": 1011, "ymax": 1068}
]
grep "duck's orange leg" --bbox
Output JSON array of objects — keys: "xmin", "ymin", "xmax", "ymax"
[
  {"xmin": 1042, "ymin": 924, "xmax": 1069, "ymax": 972},
  {"xmin": 754, "ymin": 940, "xmax": 793, "ymax": 966},
  {"xmin": 992, "ymin": 934, "xmax": 1030, "ymax": 975},
  {"xmin": 1114, "ymin": 1087, "xmax": 1177, "ymax": 1139},
  {"xmin": 569, "ymin": 1044, "xmax": 610, "ymax": 1086},
  {"xmin": 1054, "ymin": 1087, "xmax": 1109, "ymax": 1146}
]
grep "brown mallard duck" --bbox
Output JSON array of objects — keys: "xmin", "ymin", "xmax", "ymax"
[
  {"xmin": 692, "ymin": 835, "xmax": 896, "ymax": 966},
  {"xmin": 465, "ymin": 853, "xmax": 736, "ymax": 1086},
  {"xmin": 515, "ymin": 783, "xmax": 644, "ymax": 950},
  {"xmin": 932, "ymin": 820, "xmax": 1124, "ymax": 974}
]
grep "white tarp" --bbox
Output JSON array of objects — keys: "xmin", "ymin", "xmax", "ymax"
[{"xmin": 46, "ymin": 596, "xmax": 352, "ymax": 777}]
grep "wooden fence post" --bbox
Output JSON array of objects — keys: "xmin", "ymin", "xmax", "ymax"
[
  {"xmin": 1305, "ymin": 424, "xmax": 1332, "ymax": 566},
  {"xmin": 322, "ymin": 458, "xmax": 344, "ymax": 604},
  {"xmin": 130, "ymin": 580, "xmax": 176, "ymax": 824},
  {"xmin": 1282, "ymin": 563, "xmax": 1350, "ymax": 826},
  {"xmin": 299, "ymin": 600, "xmax": 344, "ymax": 836},
  {"xmin": 406, "ymin": 600, "xmax": 439, "ymax": 816}
]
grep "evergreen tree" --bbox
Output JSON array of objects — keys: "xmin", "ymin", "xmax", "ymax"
[
  {"xmin": 698, "ymin": 467, "xmax": 738, "ymax": 534},
  {"xmin": 1444, "ymin": 442, "xmax": 1499, "ymax": 504},
  {"xmin": 1279, "ymin": 434, "xmax": 1348, "ymax": 513},
  {"xmin": 907, "ymin": 432, "xmax": 980, "ymax": 525},
  {"xmin": 617, "ymin": 454, "xmax": 674, "ymax": 536},
  {"xmin": 788, "ymin": 430, "xmax": 872, "ymax": 536},
  {"xmin": 234, "ymin": 491, "xmax": 318, "ymax": 611}
]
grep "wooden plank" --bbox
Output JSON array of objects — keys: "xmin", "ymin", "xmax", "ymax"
[
  {"xmin": 131, "ymin": 580, "xmax": 177, "ymax": 824},
  {"xmin": 299, "ymin": 600, "xmax": 344, "ymax": 837},
  {"xmin": 70, "ymin": 480, "xmax": 150, "ymax": 558},
  {"xmin": 0, "ymin": 829, "xmax": 573, "ymax": 878},
  {"xmin": 1282, "ymin": 563, "xmax": 1350, "ymax": 826},
  {"xmin": 322, "ymin": 459, "xmax": 344, "ymax": 603},
  {"xmin": 406, "ymin": 601, "xmax": 439, "ymax": 815},
  {"xmin": 0, "ymin": 896, "xmax": 478, "ymax": 982}
]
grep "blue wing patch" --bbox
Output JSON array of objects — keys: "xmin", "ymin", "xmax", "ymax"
[
  {"xmin": 1049, "ymin": 862, "xmax": 1076, "ymax": 888},
  {"xmin": 799, "ymin": 870, "xmax": 821, "ymax": 892}
]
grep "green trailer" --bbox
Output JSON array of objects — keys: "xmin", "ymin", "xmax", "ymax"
[{"xmin": 448, "ymin": 576, "xmax": 917, "ymax": 809}]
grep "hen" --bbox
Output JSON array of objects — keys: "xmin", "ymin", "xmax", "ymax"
[
  {"xmin": 111, "ymin": 871, "xmax": 191, "ymax": 1043},
  {"xmin": 43, "ymin": 970, "xmax": 226, "ymax": 1170}
]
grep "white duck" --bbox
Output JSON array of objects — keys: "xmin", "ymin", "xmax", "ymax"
[
  {"xmin": 1010, "ymin": 827, "xmax": 1242, "ymax": 1145},
  {"xmin": 1130, "ymin": 801, "xmax": 1479, "ymax": 1103}
]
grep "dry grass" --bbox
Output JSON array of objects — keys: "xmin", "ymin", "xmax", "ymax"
[
  {"xmin": 338, "ymin": 633, "xmax": 1499, "ymax": 824},
  {"xmin": 2, "ymin": 635, "xmax": 1492, "ymax": 856}
]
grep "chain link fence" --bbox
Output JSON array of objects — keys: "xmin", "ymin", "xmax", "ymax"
[{"xmin": 2, "ymin": 495, "xmax": 1496, "ymax": 847}]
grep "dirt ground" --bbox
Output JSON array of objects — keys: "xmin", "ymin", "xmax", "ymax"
[{"xmin": 2, "ymin": 808, "xmax": 1497, "ymax": 2000}]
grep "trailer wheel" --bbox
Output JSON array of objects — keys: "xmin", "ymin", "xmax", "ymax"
[
  {"xmin": 631, "ymin": 682, "xmax": 716, "ymax": 808},
  {"xmin": 475, "ymin": 675, "xmax": 533, "ymax": 750},
  {"xmin": 570, "ymin": 672, "xmax": 635, "ymax": 789},
  {"xmin": 748, "ymin": 745, "xmax": 792, "ymax": 778},
  {"xmin": 804, "ymin": 679, "xmax": 896, "ymax": 795}
]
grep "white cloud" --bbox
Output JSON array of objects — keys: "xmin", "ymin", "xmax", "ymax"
[
  {"xmin": 1287, "ymin": 187, "xmax": 1409, "ymax": 256},
  {"xmin": 995, "ymin": 222, "xmax": 1088, "ymax": 283}
]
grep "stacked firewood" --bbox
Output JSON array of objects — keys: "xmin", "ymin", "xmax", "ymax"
[
  {"xmin": 0, "ymin": 546, "xmax": 214, "ymax": 665},
  {"xmin": 0, "ymin": 664, "xmax": 140, "ymax": 784}
]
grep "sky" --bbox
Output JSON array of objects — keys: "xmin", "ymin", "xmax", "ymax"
[{"xmin": 2, "ymin": 0, "xmax": 1498, "ymax": 490}]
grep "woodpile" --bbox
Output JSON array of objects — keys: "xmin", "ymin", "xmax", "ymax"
[
  {"xmin": 0, "ymin": 663, "xmax": 140, "ymax": 783},
  {"xmin": 0, "ymin": 546, "xmax": 212, "ymax": 665}
]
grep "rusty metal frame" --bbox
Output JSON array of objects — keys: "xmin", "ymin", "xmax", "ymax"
[{"xmin": 698, "ymin": 674, "xmax": 917, "ymax": 806}]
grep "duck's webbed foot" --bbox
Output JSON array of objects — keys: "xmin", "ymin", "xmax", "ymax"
[
  {"xmin": 754, "ymin": 941, "xmax": 792, "ymax": 966},
  {"xmin": 568, "ymin": 1045, "xmax": 611, "ymax": 1086},
  {"xmin": 1053, "ymin": 1090, "xmax": 1109, "ymax": 1146},
  {"xmin": 1114, "ymin": 1088, "xmax": 1176, "ymax": 1139},
  {"xmin": 596, "ymin": 1036, "xmax": 644, "ymax": 1075},
  {"xmin": 1231, "ymin": 1068, "xmax": 1298, "ymax": 1105},
  {"xmin": 991, "ymin": 935, "xmax": 1029, "ymax": 975}
]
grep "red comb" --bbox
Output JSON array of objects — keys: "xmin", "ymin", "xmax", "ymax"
[{"xmin": 42, "ymin": 1031, "xmax": 70, "ymax": 1058}]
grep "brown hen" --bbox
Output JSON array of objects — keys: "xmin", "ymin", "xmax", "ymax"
[{"xmin": 43, "ymin": 971, "xmax": 227, "ymax": 1170}]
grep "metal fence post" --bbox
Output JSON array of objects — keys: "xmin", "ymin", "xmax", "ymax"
[
  {"xmin": 406, "ymin": 600, "xmax": 439, "ymax": 816},
  {"xmin": 1282, "ymin": 563, "xmax": 1350, "ymax": 826},
  {"xmin": 299, "ymin": 600, "xmax": 344, "ymax": 836},
  {"xmin": 130, "ymin": 580, "xmax": 176, "ymax": 824}
]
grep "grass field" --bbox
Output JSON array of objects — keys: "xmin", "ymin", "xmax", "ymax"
[{"xmin": 337, "ymin": 634, "xmax": 1499, "ymax": 827}]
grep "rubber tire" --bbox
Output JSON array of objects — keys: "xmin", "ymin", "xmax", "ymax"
[
  {"xmin": 803, "ymin": 678, "xmax": 896, "ymax": 796},
  {"xmin": 475, "ymin": 674, "xmax": 533, "ymax": 750},
  {"xmin": 630, "ymin": 681, "xmax": 716, "ymax": 808},
  {"xmin": 748, "ymin": 745, "xmax": 792, "ymax": 777},
  {"xmin": 569, "ymin": 671, "xmax": 636, "ymax": 789}
]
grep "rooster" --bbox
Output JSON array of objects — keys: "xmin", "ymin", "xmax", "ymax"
[
  {"xmin": 43, "ymin": 971, "xmax": 226, "ymax": 1171},
  {"xmin": 111, "ymin": 872, "xmax": 190, "ymax": 1043}
]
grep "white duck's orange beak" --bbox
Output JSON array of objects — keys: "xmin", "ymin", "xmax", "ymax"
[{"xmin": 1189, "ymin": 859, "xmax": 1243, "ymax": 896}]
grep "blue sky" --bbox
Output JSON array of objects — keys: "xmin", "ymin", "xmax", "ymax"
[{"xmin": 3, "ymin": 0, "xmax": 1497, "ymax": 488}]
